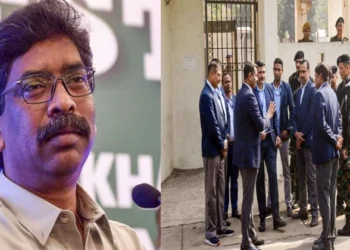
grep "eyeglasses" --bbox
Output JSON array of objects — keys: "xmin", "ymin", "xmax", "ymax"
[{"xmin": 1, "ymin": 66, "xmax": 95, "ymax": 104}]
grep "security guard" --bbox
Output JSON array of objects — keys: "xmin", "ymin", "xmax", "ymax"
[
  {"xmin": 336, "ymin": 54, "xmax": 350, "ymax": 236},
  {"xmin": 330, "ymin": 17, "xmax": 349, "ymax": 42},
  {"xmin": 298, "ymin": 22, "xmax": 313, "ymax": 43}
]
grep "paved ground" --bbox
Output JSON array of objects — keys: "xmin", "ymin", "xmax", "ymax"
[{"xmin": 161, "ymin": 169, "xmax": 350, "ymax": 250}]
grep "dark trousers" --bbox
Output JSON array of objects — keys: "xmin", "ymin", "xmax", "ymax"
[
  {"xmin": 256, "ymin": 137, "xmax": 279, "ymax": 220},
  {"xmin": 317, "ymin": 158, "xmax": 339, "ymax": 240},
  {"xmin": 224, "ymin": 142, "xmax": 239, "ymax": 213},
  {"xmin": 241, "ymin": 168, "xmax": 258, "ymax": 247},
  {"xmin": 296, "ymin": 147, "xmax": 318, "ymax": 216}
]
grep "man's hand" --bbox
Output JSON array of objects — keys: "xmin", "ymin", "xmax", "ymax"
[
  {"xmin": 221, "ymin": 140, "xmax": 228, "ymax": 157},
  {"xmin": 266, "ymin": 101, "xmax": 276, "ymax": 119},
  {"xmin": 336, "ymin": 136, "xmax": 343, "ymax": 150},
  {"xmin": 276, "ymin": 136, "xmax": 282, "ymax": 148},
  {"xmin": 295, "ymin": 131, "xmax": 304, "ymax": 141},
  {"xmin": 294, "ymin": 131, "xmax": 304, "ymax": 149},
  {"xmin": 260, "ymin": 131, "xmax": 267, "ymax": 141},
  {"xmin": 280, "ymin": 130, "xmax": 289, "ymax": 141},
  {"xmin": 341, "ymin": 148, "xmax": 347, "ymax": 160}
]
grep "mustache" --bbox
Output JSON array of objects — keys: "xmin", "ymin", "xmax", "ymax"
[{"xmin": 37, "ymin": 113, "xmax": 91, "ymax": 143}]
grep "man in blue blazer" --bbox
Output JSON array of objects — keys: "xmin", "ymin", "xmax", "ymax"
[
  {"xmin": 199, "ymin": 61, "xmax": 234, "ymax": 246},
  {"xmin": 311, "ymin": 63, "xmax": 343, "ymax": 250},
  {"xmin": 233, "ymin": 62, "xmax": 275, "ymax": 250},
  {"xmin": 254, "ymin": 61, "xmax": 286, "ymax": 233},
  {"xmin": 271, "ymin": 58, "xmax": 295, "ymax": 217},
  {"xmin": 292, "ymin": 59, "xmax": 319, "ymax": 227},
  {"xmin": 222, "ymin": 73, "xmax": 241, "ymax": 221}
]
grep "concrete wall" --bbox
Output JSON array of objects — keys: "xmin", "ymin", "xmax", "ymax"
[{"xmin": 161, "ymin": 0, "xmax": 205, "ymax": 181}]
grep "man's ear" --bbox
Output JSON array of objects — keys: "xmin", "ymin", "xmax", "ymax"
[
  {"xmin": 94, "ymin": 124, "xmax": 97, "ymax": 136},
  {"xmin": 0, "ymin": 128, "xmax": 4, "ymax": 153}
]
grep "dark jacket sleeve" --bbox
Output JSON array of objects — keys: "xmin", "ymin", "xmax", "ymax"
[
  {"xmin": 314, "ymin": 92, "xmax": 338, "ymax": 148},
  {"xmin": 200, "ymin": 94, "xmax": 224, "ymax": 150},
  {"xmin": 286, "ymin": 83, "xmax": 295, "ymax": 132},
  {"xmin": 300, "ymin": 86, "xmax": 317, "ymax": 138}
]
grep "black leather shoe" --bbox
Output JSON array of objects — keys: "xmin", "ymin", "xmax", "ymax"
[
  {"xmin": 310, "ymin": 216, "xmax": 319, "ymax": 227},
  {"xmin": 252, "ymin": 236, "xmax": 265, "ymax": 246},
  {"xmin": 232, "ymin": 210, "xmax": 241, "ymax": 219},
  {"xmin": 292, "ymin": 212, "xmax": 308, "ymax": 220},
  {"xmin": 312, "ymin": 240, "xmax": 332, "ymax": 250},
  {"xmin": 258, "ymin": 219, "xmax": 265, "ymax": 232},
  {"xmin": 287, "ymin": 207, "xmax": 293, "ymax": 217},
  {"xmin": 241, "ymin": 244, "xmax": 261, "ymax": 250},
  {"xmin": 273, "ymin": 216, "xmax": 287, "ymax": 230},
  {"xmin": 314, "ymin": 236, "xmax": 322, "ymax": 245}
]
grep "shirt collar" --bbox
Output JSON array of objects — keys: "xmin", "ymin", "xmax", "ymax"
[
  {"xmin": 0, "ymin": 171, "xmax": 113, "ymax": 246},
  {"xmin": 272, "ymin": 81, "xmax": 282, "ymax": 90},
  {"xmin": 243, "ymin": 82, "xmax": 252, "ymax": 92},
  {"xmin": 256, "ymin": 83, "xmax": 265, "ymax": 92},
  {"xmin": 206, "ymin": 79, "xmax": 216, "ymax": 93},
  {"xmin": 319, "ymin": 82, "xmax": 328, "ymax": 89}
]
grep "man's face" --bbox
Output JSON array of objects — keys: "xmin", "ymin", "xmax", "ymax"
[
  {"xmin": 226, "ymin": 57, "xmax": 232, "ymax": 64},
  {"xmin": 273, "ymin": 63, "xmax": 283, "ymax": 81},
  {"xmin": 303, "ymin": 28, "xmax": 311, "ymax": 39},
  {"xmin": 338, "ymin": 63, "xmax": 350, "ymax": 80},
  {"xmin": 337, "ymin": 22, "xmax": 344, "ymax": 35},
  {"xmin": 331, "ymin": 73, "xmax": 338, "ymax": 89},
  {"xmin": 298, "ymin": 62, "xmax": 309, "ymax": 84},
  {"xmin": 222, "ymin": 74, "xmax": 232, "ymax": 94},
  {"xmin": 0, "ymin": 36, "xmax": 96, "ymax": 178},
  {"xmin": 295, "ymin": 58, "xmax": 303, "ymax": 71},
  {"xmin": 209, "ymin": 68, "xmax": 222, "ymax": 87},
  {"xmin": 257, "ymin": 66, "xmax": 265, "ymax": 85},
  {"xmin": 247, "ymin": 67, "xmax": 258, "ymax": 88}
]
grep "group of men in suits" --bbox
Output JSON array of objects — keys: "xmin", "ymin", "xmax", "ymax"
[{"xmin": 199, "ymin": 53, "xmax": 350, "ymax": 249}]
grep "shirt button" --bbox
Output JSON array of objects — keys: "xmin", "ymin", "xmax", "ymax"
[
  {"xmin": 50, "ymin": 232, "xmax": 55, "ymax": 237},
  {"xmin": 60, "ymin": 214, "xmax": 69, "ymax": 224}
]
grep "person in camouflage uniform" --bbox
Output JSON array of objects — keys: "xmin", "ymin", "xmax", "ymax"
[{"xmin": 336, "ymin": 54, "xmax": 350, "ymax": 236}]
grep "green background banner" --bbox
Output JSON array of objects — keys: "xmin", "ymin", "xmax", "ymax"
[{"xmin": 0, "ymin": 1, "xmax": 160, "ymax": 249}]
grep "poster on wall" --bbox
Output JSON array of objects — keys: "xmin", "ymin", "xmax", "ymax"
[{"xmin": 0, "ymin": 0, "xmax": 160, "ymax": 249}]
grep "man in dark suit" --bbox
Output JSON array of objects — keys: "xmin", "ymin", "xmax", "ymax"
[
  {"xmin": 292, "ymin": 59, "xmax": 319, "ymax": 227},
  {"xmin": 254, "ymin": 61, "xmax": 286, "ymax": 233},
  {"xmin": 312, "ymin": 63, "xmax": 343, "ymax": 250},
  {"xmin": 335, "ymin": 54, "xmax": 350, "ymax": 236},
  {"xmin": 222, "ymin": 73, "xmax": 241, "ymax": 221},
  {"xmin": 234, "ymin": 62, "xmax": 275, "ymax": 250},
  {"xmin": 199, "ymin": 61, "xmax": 234, "ymax": 246},
  {"xmin": 271, "ymin": 58, "xmax": 295, "ymax": 217}
]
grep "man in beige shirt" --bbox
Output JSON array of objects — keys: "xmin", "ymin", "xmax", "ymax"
[{"xmin": 0, "ymin": 0, "xmax": 145, "ymax": 249}]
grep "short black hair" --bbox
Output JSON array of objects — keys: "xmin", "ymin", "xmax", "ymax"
[
  {"xmin": 255, "ymin": 60, "xmax": 265, "ymax": 67},
  {"xmin": 294, "ymin": 51, "xmax": 304, "ymax": 61},
  {"xmin": 337, "ymin": 54, "xmax": 350, "ymax": 66},
  {"xmin": 274, "ymin": 58, "xmax": 283, "ymax": 68},
  {"xmin": 331, "ymin": 65, "xmax": 338, "ymax": 74},
  {"xmin": 0, "ymin": 0, "xmax": 92, "ymax": 115},
  {"xmin": 210, "ymin": 58, "xmax": 222, "ymax": 65},
  {"xmin": 300, "ymin": 59, "xmax": 310, "ymax": 70},
  {"xmin": 315, "ymin": 63, "xmax": 331, "ymax": 82},
  {"xmin": 208, "ymin": 61, "xmax": 222, "ymax": 75},
  {"xmin": 244, "ymin": 62, "xmax": 257, "ymax": 79}
]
